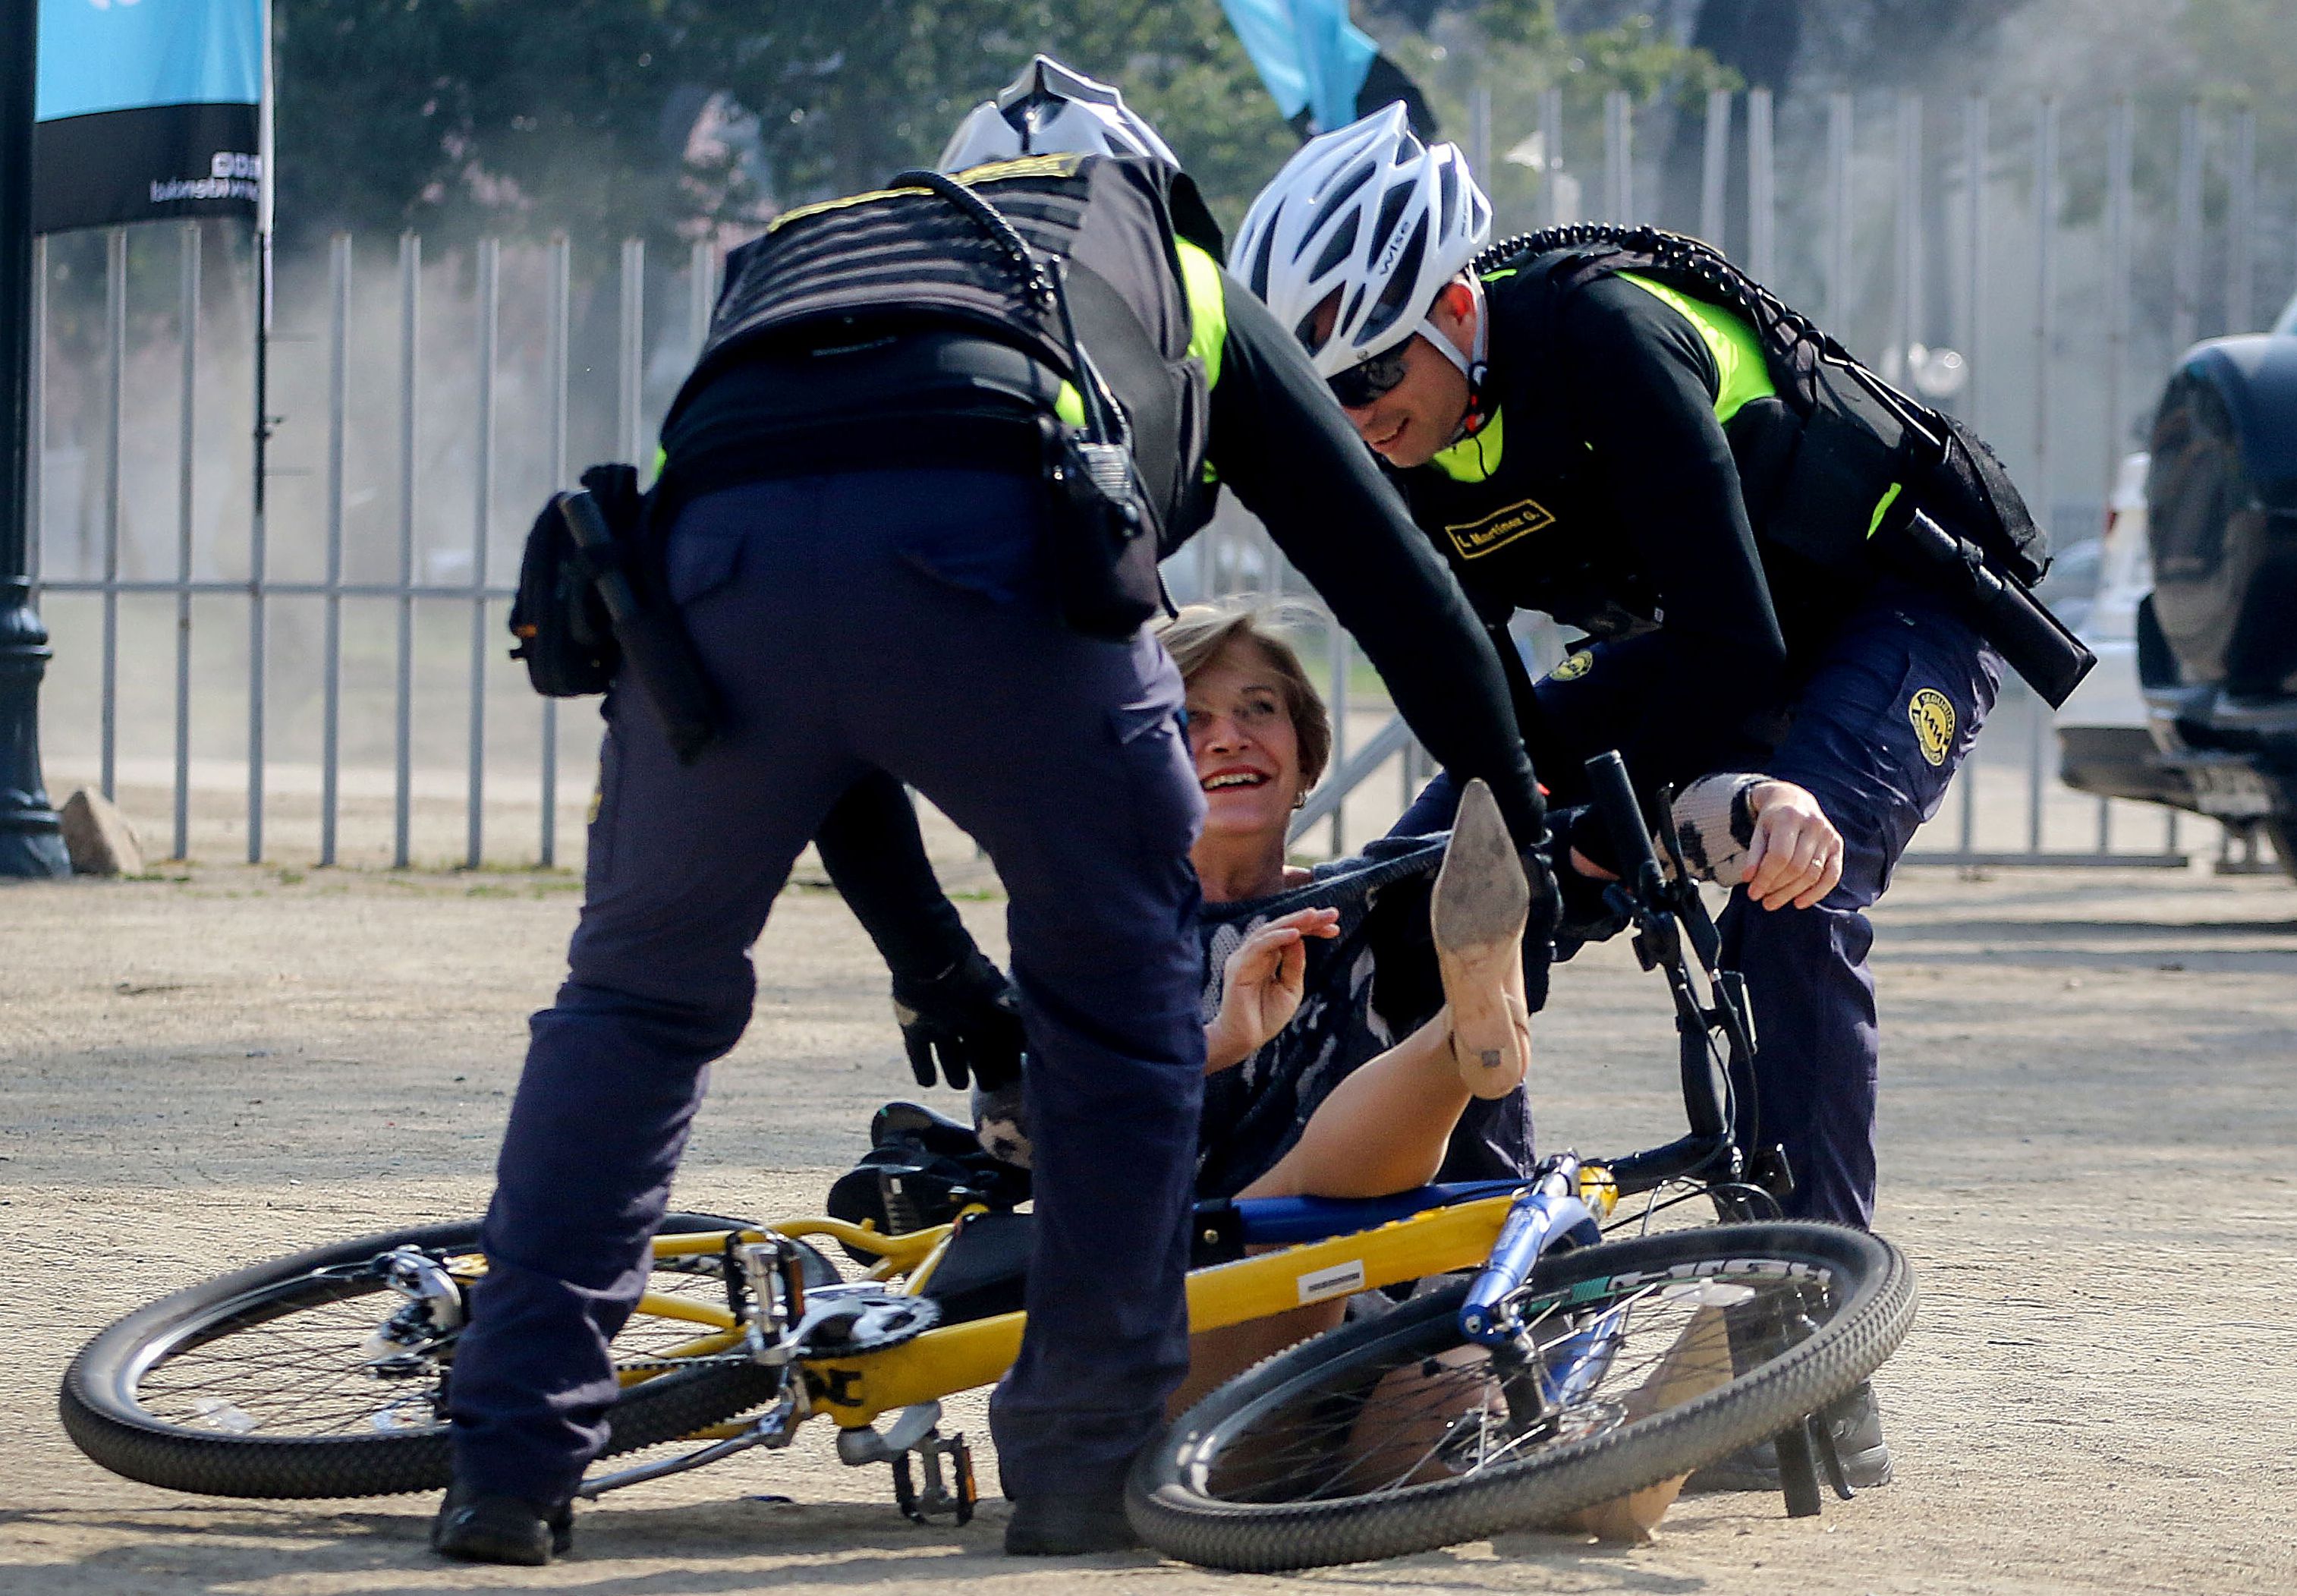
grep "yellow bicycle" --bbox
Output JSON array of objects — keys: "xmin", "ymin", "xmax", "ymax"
[{"xmin": 62, "ymin": 756, "xmax": 1915, "ymax": 1570}]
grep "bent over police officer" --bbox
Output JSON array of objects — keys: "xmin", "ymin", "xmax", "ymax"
[
  {"xmin": 1237, "ymin": 105, "xmax": 2088, "ymax": 1489},
  {"xmin": 436, "ymin": 61, "xmax": 1551, "ymax": 1565}
]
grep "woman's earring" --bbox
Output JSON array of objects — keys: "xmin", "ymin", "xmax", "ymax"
[{"xmin": 1292, "ymin": 792, "xmax": 1308, "ymax": 810}]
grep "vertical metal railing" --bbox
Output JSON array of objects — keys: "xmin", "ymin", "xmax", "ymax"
[
  {"xmin": 1700, "ymin": 89, "xmax": 1731, "ymax": 247},
  {"xmin": 320, "ymin": 233, "xmax": 348, "ymax": 866},
  {"xmin": 1603, "ymin": 89, "xmax": 1631, "ymax": 221},
  {"xmin": 465, "ymin": 238, "xmax": 499, "ymax": 870},
  {"xmin": 100, "ymin": 226, "xmax": 124, "ymax": 801},
  {"xmin": 1825, "ymin": 93, "xmax": 1852, "ymax": 330},
  {"xmin": 1538, "ymin": 89, "xmax": 1565, "ymax": 228},
  {"xmin": 174, "ymin": 223, "xmax": 200, "ymax": 861},
  {"xmin": 1894, "ymin": 93, "xmax": 1923, "ymax": 368},
  {"xmin": 2172, "ymin": 102, "xmax": 2203, "ymax": 354},
  {"xmin": 2226, "ymin": 108, "xmax": 2256, "ymax": 334},
  {"xmin": 540, "ymin": 235, "xmax": 571, "ymax": 868},
  {"xmin": 1747, "ymin": 88, "xmax": 1776, "ymax": 281},
  {"xmin": 394, "ymin": 232, "xmax": 420, "ymax": 868},
  {"xmin": 618, "ymin": 238, "xmax": 645, "ymax": 464}
]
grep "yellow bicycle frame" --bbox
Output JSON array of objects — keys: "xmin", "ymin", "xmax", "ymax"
[{"xmin": 637, "ymin": 1196, "xmax": 1517, "ymax": 1430}]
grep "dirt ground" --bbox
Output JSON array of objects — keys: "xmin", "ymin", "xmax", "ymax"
[{"xmin": 3, "ymin": 855, "xmax": 2293, "ymax": 1594}]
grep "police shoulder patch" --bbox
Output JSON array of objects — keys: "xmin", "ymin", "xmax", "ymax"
[
  {"xmin": 1908, "ymin": 688, "xmax": 1956, "ymax": 767},
  {"xmin": 1444, "ymin": 497, "xmax": 1555, "ymax": 561},
  {"xmin": 1547, "ymin": 650, "xmax": 1594, "ymax": 684}
]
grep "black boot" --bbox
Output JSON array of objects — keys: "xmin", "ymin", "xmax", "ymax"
[
  {"xmin": 430, "ymin": 1483, "xmax": 574, "ymax": 1566},
  {"xmin": 1684, "ymin": 1381, "xmax": 1893, "ymax": 1494},
  {"xmin": 1005, "ymin": 1491, "xmax": 1141, "ymax": 1555}
]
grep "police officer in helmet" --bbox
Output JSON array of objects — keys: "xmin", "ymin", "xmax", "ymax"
[
  {"xmin": 433, "ymin": 60, "xmax": 1552, "ymax": 1563},
  {"xmin": 1239, "ymin": 105, "xmax": 2056, "ymax": 1488}
]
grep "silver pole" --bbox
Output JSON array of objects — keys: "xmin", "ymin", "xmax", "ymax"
[
  {"xmin": 467, "ymin": 238, "xmax": 499, "ymax": 870},
  {"xmin": 618, "ymin": 238, "xmax": 645, "ymax": 464},
  {"xmin": 2026, "ymin": 688, "xmax": 2045, "ymax": 855},
  {"xmin": 1894, "ymin": 93, "xmax": 1922, "ymax": 373},
  {"xmin": 1748, "ymin": 89, "xmax": 1776, "ymax": 281},
  {"xmin": 1540, "ymin": 89, "xmax": 1565, "ymax": 229},
  {"xmin": 1958, "ymin": 747, "xmax": 1977, "ymax": 854},
  {"xmin": 1468, "ymin": 84, "xmax": 1492, "ymax": 193},
  {"xmin": 26, "ymin": 235, "xmax": 41, "ymax": 595},
  {"xmin": 247, "ymin": 229, "xmax": 270, "ymax": 864},
  {"xmin": 102, "ymin": 226, "xmax": 125, "ymax": 802},
  {"xmin": 1603, "ymin": 90, "xmax": 1631, "ymax": 222},
  {"xmin": 321, "ymin": 233, "xmax": 349, "ymax": 867},
  {"xmin": 1826, "ymin": 93, "xmax": 1852, "ymax": 330},
  {"xmin": 395, "ymin": 231, "xmax": 420, "ymax": 868},
  {"xmin": 1326, "ymin": 622, "xmax": 1349, "ymax": 858},
  {"xmin": 2226, "ymin": 108, "xmax": 2256, "ymax": 333},
  {"xmin": 1699, "ymin": 90, "xmax": 1730, "ymax": 247},
  {"xmin": 175, "ymin": 223, "xmax": 200, "ymax": 861},
  {"xmin": 2172, "ymin": 102, "xmax": 2201, "ymax": 354},
  {"xmin": 1962, "ymin": 96, "xmax": 1987, "ymax": 431},
  {"xmin": 541, "ymin": 235, "xmax": 569, "ymax": 868},
  {"xmin": 2032, "ymin": 99, "xmax": 2056, "ymax": 545},
  {"xmin": 2103, "ymin": 101, "xmax": 2132, "ymax": 507},
  {"xmin": 688, "ymin": 236, "xmax": 716, "ymax": 360}
]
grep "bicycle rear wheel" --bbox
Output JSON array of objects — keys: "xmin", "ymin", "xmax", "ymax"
[
  {"xmin": 61, "ymin": 1213, "xmax": 807, "ymax": 1500},
  {"xmin": 1128, "ymin": 1222, "xmax": 1912, "ymax": 1572}
]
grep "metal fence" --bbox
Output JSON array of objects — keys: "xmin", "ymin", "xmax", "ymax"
[{"xmin": 25, "ymin": 89, "xmax": 2290, "ymax": 871}]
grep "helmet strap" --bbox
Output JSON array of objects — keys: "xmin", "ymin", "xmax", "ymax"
[{"xmin": 1425, "ymin": 275, "xmax": 1491, "ymax": 446}]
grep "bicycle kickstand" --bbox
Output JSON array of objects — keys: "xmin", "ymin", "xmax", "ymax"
[{"xmin": 1774, "ymin": 1418, "xmax": 1825, "ymax": 1519}]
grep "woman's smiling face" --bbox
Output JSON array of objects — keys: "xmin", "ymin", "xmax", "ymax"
[{"xmin": 1185, "ymin": 640, "xmax": 1303, "ymax": 843}]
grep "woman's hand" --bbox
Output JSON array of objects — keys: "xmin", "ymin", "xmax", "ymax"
[
  {"xmin": 1742, "ymin": 780, "xmax": 1843, "ymax": 909},
  {"xmin": 1205, "ymin": 908, "xmax": 1342, "ymax": 1072}
]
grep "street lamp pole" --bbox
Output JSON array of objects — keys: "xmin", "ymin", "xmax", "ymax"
[{"xmin": 1, "ymin": 0, "xmax": 71, "ymax": 876}]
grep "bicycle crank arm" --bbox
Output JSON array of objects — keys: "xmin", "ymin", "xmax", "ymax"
[{"xmin": 574, "ymin": 1396, "xmax": 799, "ymax": 1499}]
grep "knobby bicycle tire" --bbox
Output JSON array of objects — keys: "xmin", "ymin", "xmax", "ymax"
[
  {"xmin": 1128, "ymin": 1222, "xmax": 1913, "ymax": 1572},
  {"xmin": 60, "ymin": 1214, "xmax": 785, "ymax": 1500}
]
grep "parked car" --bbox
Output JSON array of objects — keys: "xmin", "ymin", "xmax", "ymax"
[{"xmin": 2059, "ymin": 289, "xmax": 2297, "ymax": 880}]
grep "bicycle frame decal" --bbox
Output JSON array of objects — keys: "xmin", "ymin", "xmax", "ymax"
[{"xmin": 1295, "ymin": 1259, "xmax": 1367, "ymax": 1305}]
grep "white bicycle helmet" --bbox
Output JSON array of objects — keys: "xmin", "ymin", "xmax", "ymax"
[
  {"xmin": 936, "ymin": 55, "xmax": 1179, "ymax": 173},
  {"xmin": 1233, "ymin": 102, "xmax": 1491, "ymax": 379}
]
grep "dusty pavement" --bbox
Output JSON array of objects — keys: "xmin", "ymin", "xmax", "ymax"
[{"xmin": 3, "ymin": 858, "xmax": 2294, "ymax": 1594}]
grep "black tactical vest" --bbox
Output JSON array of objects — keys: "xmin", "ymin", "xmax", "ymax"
[{"xmin": 675, "ymin": 153, "xmax": 1223, "ymax": 551}]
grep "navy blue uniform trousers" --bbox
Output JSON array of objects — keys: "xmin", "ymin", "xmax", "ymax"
[
  {"xmin": 1397, "ymin": 583, "xmax": 2002, "ymax": 1229},
  {"xmin": 448, "ymin": 469, "xmax": 1208, "ymax": 1506}
]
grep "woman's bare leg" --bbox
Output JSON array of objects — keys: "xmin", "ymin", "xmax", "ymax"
[{"xmin": 1238, "ymin": 1012, "xmax": 1471, "ymax": 1201}]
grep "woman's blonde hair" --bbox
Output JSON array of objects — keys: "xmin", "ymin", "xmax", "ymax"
[{"xmin": 1156, "ymin": 600, "xmax": 1334, "ymax": 791}]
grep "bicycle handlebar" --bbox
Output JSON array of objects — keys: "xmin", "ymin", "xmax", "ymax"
[{"xmin": 1584, "ymin": 751, "xmax": 1661, "ymax": 892}]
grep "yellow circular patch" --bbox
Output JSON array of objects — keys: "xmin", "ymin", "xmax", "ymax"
[
  {"xmin": 1908, "ymin": 688, "xmax": 1956, "ymax": 767},
  {"xmin": 1547, "ymin": 651, "xmax": 1594, "ymax": 684}
]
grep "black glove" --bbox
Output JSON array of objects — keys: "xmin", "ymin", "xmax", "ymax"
[
  {"xmin": 1519, "ymin": 839, "xmax": 1561, "ymax": 1012},
  {"xmin": 890, "ymin": 949, "xmax": 1025, "ymax": 1092},
  {"xmin": 1544, "ymin": 806, "xmax": 1631, "ymax": 962}
]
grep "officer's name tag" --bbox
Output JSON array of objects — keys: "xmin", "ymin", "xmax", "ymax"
[
  {"xmin": 1296, "ymin": 1258, "xmax": 1368, "ymax": 1305},
  {"xmin": 1445, "ymin": 498, "xmax": 1556, "ymax": 560}
]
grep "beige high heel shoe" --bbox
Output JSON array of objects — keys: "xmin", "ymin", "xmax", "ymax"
[{"xmin": 1429, "ymin": 778, "xmax": 1533, "ymax": 1100}]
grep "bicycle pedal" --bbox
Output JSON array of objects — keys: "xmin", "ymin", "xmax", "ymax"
[{"xmin": 891, "ymin": 1430, "xmax": 977, "ymax": 1527}]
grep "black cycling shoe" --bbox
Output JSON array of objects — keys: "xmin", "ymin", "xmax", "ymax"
[
  {"xmin": 430, "ymin": 1484, "xmax": 574, "ymax": 1566},
  {"xmin": 1685, "ymin": 1381, "xmax": 1893, "ymax": 1494},
  {"xmin": 1004, "ymin": 1491, "xmax": 1141, "ymax": 1555}
]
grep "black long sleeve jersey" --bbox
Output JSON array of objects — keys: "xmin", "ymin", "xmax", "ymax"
[{"xmin": 1392, "ymin": 268, "xmax": 1879, "ymax": 792}]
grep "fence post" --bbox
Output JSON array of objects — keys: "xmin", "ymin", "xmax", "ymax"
[
  {"xmin": 102, "ymin": 226, "xmax": 124, "ymax": 802},
  {"xmin": 321, "ymin": 233, "xmax": 348, "ymax": 867},
  {"xmin": 540, "ymin": 235, "xmax": 570, "ymax": 868},
  {"xmin": 1962, "ymin": 95, "xmax": 1987, "ymax": 430},
  {"xmin": 466, "ymin": 238, "xmax": 499, "ymax": 870},
  {"xmin": 175, "ymin": 222, "xmax": 201, "ymax": 861},
  {"xmin": 2172, "ymin": 102, "xmax": 2202, "ymax": 354},
  {"xmin": 1540, "ymin": 89, "xmax": 1565, "ymax": 228},
  {"xmin": 2226, "ymin": 107, "xmax": 2256, "ymax": 333},
  {"xmin": 1700, "ymin": 89, "xmax": 1730, "ymax": 247},
  {"xmin": 2031, "ymin": 99, "xmax": 2056, "ymax": 538},
  {"xmin": 1469, "ymin": 84, "xmax": 1492, "ymax": 194},
  {"xmin": 2103, "ymin": 100, "xmax": 2132, "ymax": 505},
  {"xmin": 24, "ymin": 235, "xmax": 39, "ymax": 595},
  {"xmin": 1894, "ymin": 93, "xmax": 1922, "ymax": 373},
  {"xmin": 394, "ymin": 231, "xmax": 420, "ymax": 868},
  {"xmin": 246, "ymin": 225, "xmax": 269, "ymax": 865},
  {"xmin": 1603, "ymin": 90, "xmax": 1631, "ymax": 222},
  {"xmin": 618, "ymin": 238, "xmax": 645, "ymax": 465},
  {"xmin": 1747, "ymin": 88, "xmax": 1776, "ymax": 281},
  {"xmin": 1826, "ymin": 93, "xmax": 1852, "ymax": 331}
]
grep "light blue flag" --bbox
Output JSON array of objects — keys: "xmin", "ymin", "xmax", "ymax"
[
  {"xmin": 1220, "ymin": 0, "xmax": 1379, "ymax": 135},
  {"xmin": 37, "ymin": 0, "xmax": 264, "ymax": 123}
]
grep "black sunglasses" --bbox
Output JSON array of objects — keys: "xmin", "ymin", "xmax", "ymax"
[{"xmin": 1326, "ymin": 345, "xmax": 1411, "ymax": 409}]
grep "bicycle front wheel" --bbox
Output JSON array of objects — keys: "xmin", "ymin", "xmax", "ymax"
[
  {"xmin": 61, "ymin": 1214, "xmax": 804, "ymax": 1500},
  {"xmin": 1129, "ymin": 1222, "xmax": 1913, "ymax": 1572}
]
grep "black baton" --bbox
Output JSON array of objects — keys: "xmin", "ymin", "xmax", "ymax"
[{"xmin": 557, "ymin": 490, "xmax": 721, "ymax": 764}]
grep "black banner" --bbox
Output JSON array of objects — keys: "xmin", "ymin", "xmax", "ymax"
[{"xmin": 33, "ymin": 102, "xmax": 261, "ymax": 236}]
